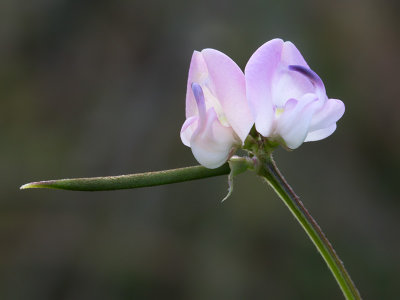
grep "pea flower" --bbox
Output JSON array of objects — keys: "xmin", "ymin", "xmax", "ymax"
[
  {"xmin": 245, "ymin": 38, "xmax": 345, "ymax": 149},
  {"xmin": 180, "ymin": 49, "xmax": 253, "ymax": 169}
]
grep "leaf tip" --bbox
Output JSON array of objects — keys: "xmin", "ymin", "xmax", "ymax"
[
  {"xmin": 20, "ymin": 182, "xmax": 36, "ymax": 190},
  {"xmin": 20, "ymin": 181, "xmax": 50, "ymax": 190}
]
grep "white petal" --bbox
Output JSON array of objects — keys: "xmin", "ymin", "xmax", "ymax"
[
  {"xmin": 305, "ymin": 124, "xmax": 337, "ymax": 142},
  {"xmin": 190, "ymin": 108, "xmax": 239, "ymax": 169}
]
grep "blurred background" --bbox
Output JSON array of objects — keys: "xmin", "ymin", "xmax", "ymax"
[{"xmin": 1, "ymin": 0, "xmax": 399, "ymax": 299}]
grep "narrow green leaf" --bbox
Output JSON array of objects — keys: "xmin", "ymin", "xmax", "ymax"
[{"xmin": 20, "ymin": 163, "xmax": 230, "ymax": 191}]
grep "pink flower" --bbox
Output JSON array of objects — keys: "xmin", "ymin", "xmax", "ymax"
[
  {"xmin": 180, "ymin": 49, "xmax": 253, "ymax": 168},
  {"xmin": 245, "ymin": 38, "xmax": 345, "ymax": 149}
]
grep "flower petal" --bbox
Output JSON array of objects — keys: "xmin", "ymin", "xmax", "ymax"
[
  {"xmin": 276, "ymin": 93, "xmax": 319, "ymax": 149},
  {"xmin": 270, "ymin": 42, "xmax": 317, "ymax": 107},
  {"xmin": 245, "ymin": 38, "xmax": 284, "ymax": 137},
  {"xmin": 185, "ymin": 51, "xmax": 209, "ymax": 118},
  {"xmin": 180, "ymin": 116, "xmax": 198, "ymax": 147},
  {"xmin": 281, "ymin": 41, "xmax": 309, "ymax": 67},
  {"xmin": 288, "ymin": 65, "xmax": 326, "ymax": 95},
  {"xmin": 305, "ymin": 124, "xmax": 337, "ymax": 142},
  {"xmin": 190, "ymin": 108, "xmax": 238, "ymax": 169},
  {"xmin": 309, "ymin": 98, "xmax": 345, "ymax": 132},
  {"xmin": 271, "ymin": 69, "xmax": 315, "ymax": 107},
  {"xmin": 201, "ymin": 48, "xmax": 253, "ymax": 142}
]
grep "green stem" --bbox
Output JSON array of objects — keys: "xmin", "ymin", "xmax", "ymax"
[
  {"xmin": 257, "ymin": 154, "xmax": 361, "ymax": 300},
  {"xmin": 20, "ymin": 151, "xmax": 361, "ymax": 298},
  {"xmin": 20, "ymin": 163, "xmax": 230, "ymax": 191}
]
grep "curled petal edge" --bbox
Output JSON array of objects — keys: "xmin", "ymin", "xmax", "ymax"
[
  {"xmin": 180, "ymin": 116, "xmax": 198, "ymax": 147},
  {"xmin": 305, "ymin": 124, "xmax": 337, "ymax": 142},
  {"xmin": 309, "ymin": 98, "xmax": 345, "ymax": 132},
  {"xmin": 277, "ymin": 94, "xmax": 320, "ymax": 149}
]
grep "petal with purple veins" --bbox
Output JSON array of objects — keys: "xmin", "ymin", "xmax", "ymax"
[
  {"xmin": 185, "ymin": 51, "xmax": 209, "ymax": 118},
  {"xmin": 288, "ymin": 65, "xmax": 326, "ymax": 95}
]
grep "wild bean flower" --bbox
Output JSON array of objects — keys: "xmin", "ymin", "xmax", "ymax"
[
  {"xmin": 180, "ymin": 49, "xmax": 253, "ymax": 168},
  {"xmin": 245, "ymin": 38, "xmax": 345, "ymax": 149},
  {"xmin": 22, "ymin": 40, "xmax": 361, "ymax": 300}
]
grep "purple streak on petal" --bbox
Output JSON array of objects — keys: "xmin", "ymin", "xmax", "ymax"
[
  {"xmin": 186, "ymin": 51, "xmax": 208, "ymax": 118},
  {"xmin": 191, "ymin": 83, "xmax": 206, "ymax": 120},
  {"xmin": 288, "ymin": 65, "xmax": 326, "ymax": 94}
]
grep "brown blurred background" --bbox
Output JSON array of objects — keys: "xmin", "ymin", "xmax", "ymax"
[{"xmin": 1, "ymin": 0, "xmax": 399, "ymax": 299}]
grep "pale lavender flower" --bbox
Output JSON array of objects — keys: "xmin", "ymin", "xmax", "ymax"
[
  {"xmin": 180, "ymin": 49, "xmax": 253, "ymax": 168},
  {"xmin": 245, "ymin": 38, "xmax": 345, "ymax": 149}
]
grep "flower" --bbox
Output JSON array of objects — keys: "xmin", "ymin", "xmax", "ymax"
[
  {"xmin": 180, "ymin": 49, "xmax": 253, "ymax": 168},
  {"xmin": 245, "ymin": 38, "xmax": 345, "ymax": 149}
]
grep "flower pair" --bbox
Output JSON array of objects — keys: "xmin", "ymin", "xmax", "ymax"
[{"xmin": 181, "ymin": 39, "xmax": 345, "ymax": 169}]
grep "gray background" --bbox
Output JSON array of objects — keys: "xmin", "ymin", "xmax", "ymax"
[{"xmin": 1, "ymin": 0, "xmax": 399, "ymax": 299}]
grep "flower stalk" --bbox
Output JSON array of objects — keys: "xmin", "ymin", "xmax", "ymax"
[
  {"xmin": 255, "ymin": 152, "xmax": 361, "ymax": 300},
  {"xmin": 20, "ymin": 148, "xmax": 361, "ymax": 299},
  {"xmin": 21, "ymin": 141, "xmax": 361, "ymax": 300}
]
